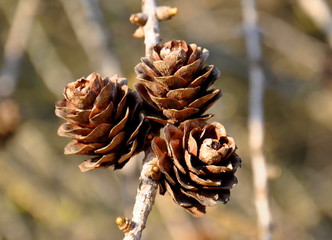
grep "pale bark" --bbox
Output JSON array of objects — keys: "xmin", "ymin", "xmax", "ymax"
[
  {"xmin": 123, "ymin": 150, "xmax": 159, "ymax": 240},
  {"xmin": 241, "ymin": 0, "xmax": 273, "ymax": 240},
  {"xmin": 142, "ymin": 0, "xmax": 161, "ymax": 56},
  {"xmin": 122, "ymin": 1, "xmax": 162, "ymax": 240}
]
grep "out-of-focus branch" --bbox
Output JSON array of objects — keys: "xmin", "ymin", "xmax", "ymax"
[
  {"xmin": 0, "ymin": 1, "xmax": 74, "ymax": 98},
  {"xmin": 0, "ymin": 0, "xmax": 39, "ymax": 98},
  {"xmin": 260, "ymin": 12, "xmax": 327, "ymax": 73},
  {"xmin": 177, "ymin": 6, "xmax": 327, "ymax": 75},
  {"xmin": 241, "ymin": 1, "xmax": 273, "ymax": 240},
  {"xmin": 26, "ymin": 21, "xmax": 75, "ymax": 97},
  {"xmin": 297, "ymin": 0, "xmax": 332, "ymax": 48},
  {"xmin": 59, "ymin": 0, "xmax": 121, "ymax": 76}
]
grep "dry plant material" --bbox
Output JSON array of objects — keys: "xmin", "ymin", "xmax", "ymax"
[
  {"xmin": 130, "ymin": 13, "xmax": 148, "ymax": 26},
  {"xmin": 152, "ymin": 120, "xmax": 241, "ymax": 217},
  {"xmin": 130, "ymin": 5, "xmax": 178, "ymax": 39},
  {"xmin": 55, "ymin": 72, "xmax": 148, "ymax": 171},
  {"xmin": 146, "ymin": 165, "xmax": 161, "ymax": 180},
  {"xmin": 116, "ymin": 217, "xmax": 135, "ymax": 233},
  {"xmin": 155, "ymin": 6, "xmax": 178, "ymax": 21},
  {"xmin": 133, "ymin": 26, "xmax": 145, "ymax": 39},
  {"xmin": 55, "ymin": 1, "xmax": 242, "ymax": 238},
  {"xmin": 135, "ymin": 40, "xmax": 221, "ymax": 125}
]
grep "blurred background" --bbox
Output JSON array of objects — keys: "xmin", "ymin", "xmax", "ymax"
[{"xmin": 1, "ymin": 0, "xmax": 332, "ymax": 239}]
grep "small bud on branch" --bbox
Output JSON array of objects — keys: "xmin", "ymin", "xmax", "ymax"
[
  {"xmin": 116, "ymin": 217, "xmax": 134, "ymax": 233},
  {"xmin": 146, "ymin": 165, "xmax": 161, "ymax": 180},
  {"xmin": 130, "ymin": 13, "xmax": 147, "ymax": 26},
  {"xmin": 133, "ymin": 26, "xmax": 145, "ymax": 38},
  {"xmin": 156, "ymin": 6, "xmax": 178, "ymax": 21}
]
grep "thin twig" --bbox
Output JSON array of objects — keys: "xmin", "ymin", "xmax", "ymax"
[
  {"xmin": 122, "ymin": 1, "xmax": 161, "ymax": 239},
  {"xmin": 142, "ymin": 0, "xmax": 161, "ymax": 56},
  {"xmin": 0, "ymin": 0, "xmax": 39, "ymax": 98},
  {"xmin": 241, "ymin": 1, "xmax": 273, "ymax": 240},
  {"xmin": 123, "ymin": 149, "xmax": 159, "ymax": 240}
]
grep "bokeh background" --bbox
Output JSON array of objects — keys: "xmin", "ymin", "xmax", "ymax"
[{"xmin": 1, "ymin": 0, "xmax": 332, "ymax": 239}]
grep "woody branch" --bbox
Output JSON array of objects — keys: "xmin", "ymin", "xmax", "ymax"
[
  {"xmin": 241, "ymin": 0, "xmax": 273, "ymax": 240},
  {"xmin": 119, "ymin": 1, "xmax": 162, "ymax": 240}
]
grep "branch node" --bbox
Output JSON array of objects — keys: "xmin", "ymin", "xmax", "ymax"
[
  {"xmin": 130, "ymin": 13, "xmax": 148, "ymax": 26},
  {"xmin": 156, "ymin": 6, "xmax": 178, "ymax": 21},
  {"xmin": 146, "ymin": 133, "xmax": 154, "ymax": 141},
  {"xmin": 133, "ymin": 26, "xmax": 145, "ymax": 38},
  {"xmin": 116, "ymin": 217, "xmax": 135, "ymax": 233},
  {"xmin": 145, "ymin": 165, "xmax": 161, "ymax": 180}
]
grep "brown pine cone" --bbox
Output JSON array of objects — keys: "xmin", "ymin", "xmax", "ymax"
[
  {"xmin": 135, "ymin": 40, "xmax": 221, "ymax": 125},
  {"xmin": 55, "ymin": 72, "xmax": 148, "ymax": 171},
  {"xmin": 151, "ymin": 120, "xmax": 241, "ymax": 217}
]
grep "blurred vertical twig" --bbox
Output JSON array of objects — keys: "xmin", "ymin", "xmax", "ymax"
[
  {"xmin": 59, "ymin": 0, "xmax": 122, "ymax": 76},
  {"xmin": 26, "ymin": 21, "xmax": 75, "ymax": 97},
  {"xmin": 0, "ymin": 1, "xmax": 74, "ymax": 97},
  {"xmin": 297, "ymin": 0, "xmax": 332, "ymax": 48},
  {"xmin": 241, "ymin": 0, "xmax": 273, "ymax": 240},
  {"xmin": 121, "ymin": 1, "xmax": 161, "ymax": 240},
  {"xmin": 0, "ymin": 0, "xmax": 39, "ymax": 97}
]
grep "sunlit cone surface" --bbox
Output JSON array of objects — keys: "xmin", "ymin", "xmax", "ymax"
[
  {"xmin": 135, "ymin": 40, "xmax": 221, "ymax": 125},
  {"xmin": 152, "ymin": 120, "xmax": 241, "ymax": 217},
  {"xmin": 55, "ymin": 72, "xmax": 147, "ymax": 171}
]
